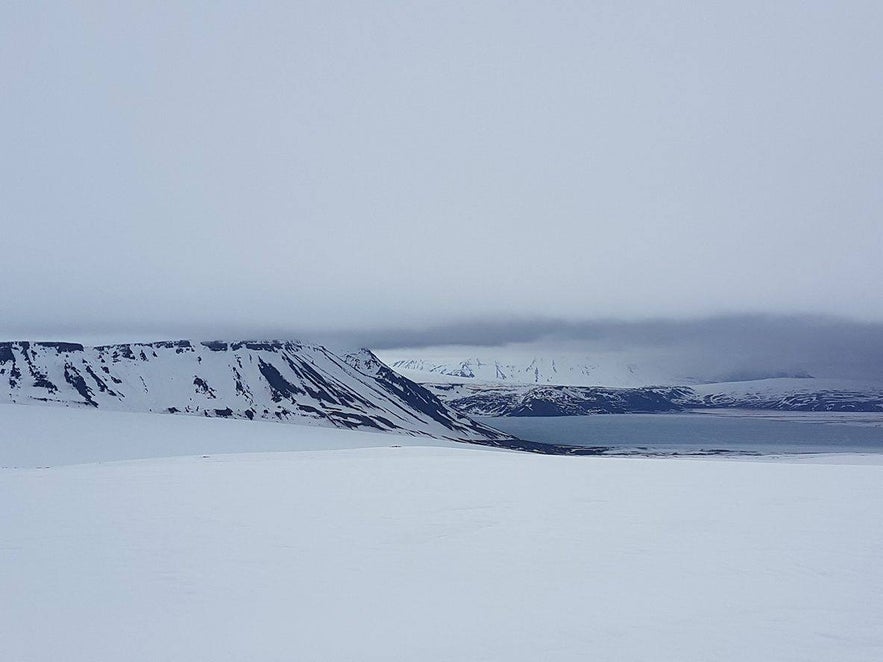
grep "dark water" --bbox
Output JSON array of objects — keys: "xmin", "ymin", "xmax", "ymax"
[{"xmin": 478, "ymin": 412, "xmax": 883, "ymax": 455}]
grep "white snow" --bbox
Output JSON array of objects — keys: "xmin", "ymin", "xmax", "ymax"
[
  {"xmin": 380, "ymin": 347, "xmax": 883, "ymax": 395},
  {"xmin": 378, "ymin": 345, "xmax": 677, "ymax": 387},
  {"xmin": 0, "ymin": 403, "xmax": 462, "ymax": 468},
  {"xmin": 2, "ymin": 407, "xmax": 882, "ymax": 661},
  {"xmin": 690, "ymin": 377, "xmax": 883, "ymax": 399}
]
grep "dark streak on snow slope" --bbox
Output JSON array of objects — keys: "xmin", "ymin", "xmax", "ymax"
[{"xmin": 0, "ymin": 340, "xmax": 517, "ymax": 444}]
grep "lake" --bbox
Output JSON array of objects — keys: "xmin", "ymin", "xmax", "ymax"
[{"xmin": 477, "ymin": 410, "xmax": 883, "ymax": 455}]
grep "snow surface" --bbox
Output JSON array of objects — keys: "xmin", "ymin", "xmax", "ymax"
[
  {"xmin": 381, "ymin": 349, "xmax": 673, "ymax": 387},
  {"xmin": 377, "ymin": 345, "xmax": 818, "ymax": 388},
  {"xmin": 0, "ymin": 403, "xmax": 462, "ymax": 468},
  {"xmin": 2, "ymin": 407, "xmax": 883, "ymax": 661}
]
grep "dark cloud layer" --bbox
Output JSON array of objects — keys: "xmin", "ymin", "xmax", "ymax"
[{"xmin": 356, "ymin": 315, "xmax": 883, "ymax": 383}]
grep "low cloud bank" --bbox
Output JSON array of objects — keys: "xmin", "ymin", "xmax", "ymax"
[
  {"xmin": 2, "ymin": 314, "xmax": 880, "ymax": 383},
  {"xmin": 351, "ymin": 315, "xmax": 883, "ymax": 383}
]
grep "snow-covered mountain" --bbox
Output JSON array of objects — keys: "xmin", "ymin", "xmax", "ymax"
[
  {"xmin": 426, "ymin": 383, "xmax": 695, "ymax": 416},
  {"xmin": 381, "ymin": 347, "xmax": 883, "ymax": 415},
  {"xmin": 0, "ymin": 340, "xmax": 514, "ymax": 443},
  {"xmin": 385, "ymin": 355, "xmax": 672, "ymax": 387},
  {"xmin": 425, "ymin": 379, "xmax": 883, "ymax": 416},
  {"xmin": 379, "ymin": 347, "xmax": 821, "ymax": 388},
  {"xmin": 689, "ymin": 378, "xmax": 883, "ymax": 411}
]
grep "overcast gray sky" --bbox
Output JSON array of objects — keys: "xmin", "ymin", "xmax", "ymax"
[
  {"xmin": 367, "ymin": 315, "xmax": 883, "ymax": 382},
  {"xmin": 2, "ymin": 2, "xmax": 882, "ymax": 341}
]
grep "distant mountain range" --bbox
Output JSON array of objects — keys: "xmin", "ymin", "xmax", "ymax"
[
  {"xmin": 380, "ymin": 351, "xmax": 883, "ymax": 415},
  {"xmin": 423, "ymin": 379, "xmax": 883, "ymax": 416},
  {"xmin": 3, "ymin": 340, "xmax": 879, "ymax": 450},
  {"xmin": 383, "ymin": 353, "xmax": 817, "ymax": 388},
  {"xmin": 386, "ymin": 355, "xmax": 670, "ymax": 387},
  {"xmin": 0, "ymin": 340, "xmax": 517, "ymax": 445}
]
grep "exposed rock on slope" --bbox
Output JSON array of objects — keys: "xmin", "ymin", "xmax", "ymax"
[
  {"xmin": 425, "ymin": 380, "xmax": 883, "ymax": 416},
  {"xmin": 0, "ymin": 340, "xmax": 514, "ymax": 443}
]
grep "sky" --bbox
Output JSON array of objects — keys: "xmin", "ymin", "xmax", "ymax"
[{"xmin": 2, "ymin": 2, "xmax": 882, "ymax": 344}]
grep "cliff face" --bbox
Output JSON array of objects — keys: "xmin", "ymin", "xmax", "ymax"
[{"xmin": 0, "ymin": 340, "xmax": 513, "ymax": 442}]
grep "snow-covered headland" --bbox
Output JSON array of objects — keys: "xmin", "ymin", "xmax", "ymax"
[{"xmin": 0, "ymin": 339, "xmax": 512, "ymax": 444}]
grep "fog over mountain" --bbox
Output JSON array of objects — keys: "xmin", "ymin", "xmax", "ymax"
[
  {"xmin": 372, "ymin": 315, "xmax": 883, "ymax": 384},
  {"xmin": 2, "ymin": 315, "xmax": 879, "ymax": 385}
]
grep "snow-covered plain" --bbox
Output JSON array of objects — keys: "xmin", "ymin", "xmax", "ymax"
[
  {"xmin": 2, "ymin": 407, "xmax": 883, "ymax": 661},
  {"xmin": 0, "ymin": 403, "xmax": 461, "ymax": 468}
]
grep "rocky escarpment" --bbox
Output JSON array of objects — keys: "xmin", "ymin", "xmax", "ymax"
[{"xmin": 0, "ymin": 340, "xmax": 516, "ymax": 444}]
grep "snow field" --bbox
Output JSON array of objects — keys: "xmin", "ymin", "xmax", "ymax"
[{"xmin": 2, "ymin": 414, "xmax": 882, "ymax": 661}]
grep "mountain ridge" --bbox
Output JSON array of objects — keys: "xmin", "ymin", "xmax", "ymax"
[
  {"xmin": 0, "ymin": 339, "xmax": 516, "ymax": 444},
  {"xmin": 381, "ymin": 352, "xmax": 828, "ymax": 388},
  {"xmin": 424, "ymin": 379, "xmax": 883, "ymax": 416}
]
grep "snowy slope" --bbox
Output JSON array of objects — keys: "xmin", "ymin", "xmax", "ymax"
[
  {"xmin": 0, "ymin": 402, "xmax": 466, "ymax": 468},
  {"xmin": 0, "ymin": 340, "xmax": 512, "ymax": 443},
  {"xmin": 1, "ymin": 409, "xmax": 882, "ymax": 661},
  {"xmin": 691, "ymin": 377, "xmax": 883, "ymax": 410}
]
